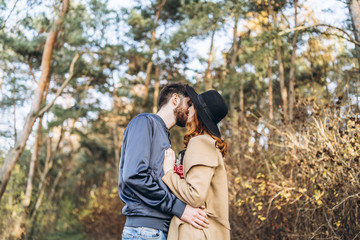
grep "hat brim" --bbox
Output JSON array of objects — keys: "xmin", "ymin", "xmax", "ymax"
[{"xmin": 186, "ymin": 85, "xmax": 222, "ymax": 138}]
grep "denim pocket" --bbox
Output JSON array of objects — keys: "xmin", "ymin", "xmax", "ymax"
[
  {"xmin": 139, "ymin": 227, "xmax": 161, "ymax": 239},
  {"xmin": 122, "ymin": 227, "xmax": 135, "ymax": 239}
]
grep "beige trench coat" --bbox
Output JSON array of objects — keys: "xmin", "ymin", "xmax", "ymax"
[{"xmin": 162, "ymin": 134, "xmax": 230, "ymax": 240}]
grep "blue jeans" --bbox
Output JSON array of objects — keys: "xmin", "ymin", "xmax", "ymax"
[{"xmin": 122, "ymin": 226, "xmax": 167, "ymax": 240}]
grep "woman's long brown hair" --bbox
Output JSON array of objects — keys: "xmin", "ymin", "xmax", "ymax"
[{"xmin": 184, "ymin": 110, "xmax": 227, "ymax": 157}]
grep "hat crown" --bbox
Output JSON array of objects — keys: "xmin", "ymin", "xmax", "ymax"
[
  {"xmin": 185, "ymin": 85, "xmax": 228, "ymax": 138},
  {"xmin": 198, "ymin": 90, "xmax": 228, "ymax": 124}
]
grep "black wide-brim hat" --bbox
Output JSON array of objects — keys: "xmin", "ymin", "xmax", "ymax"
[{"xmin": 185, "ymin": 85, "xmax": 228, "ymax": 138}]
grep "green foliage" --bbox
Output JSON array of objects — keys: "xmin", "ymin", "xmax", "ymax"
[
  {"xmin": 43, "ymin": 231, "xmax": 86, "ymax": 240},
  {"xmin": 0, "ymin": 150, "xmax": 30, "ymax": 238},
  {"xmin": 1, "ymin": 0, "xmax": 359, "ymax": 239},
  {"xmin": 78, "ymin": 185, "xmax": 125, "ymax": 239},
  {"xmin": 57, "ymin": 197, "xmax": 82, "ymax": 232}
]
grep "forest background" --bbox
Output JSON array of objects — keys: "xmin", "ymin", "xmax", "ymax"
[{"xmin": 0, "ymin": 0, "xmax": 360, "ymax": 239}]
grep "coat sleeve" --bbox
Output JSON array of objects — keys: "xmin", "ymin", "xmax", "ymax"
[
  {"xmin": 121, "ymin": 115, "xmax": 185, "ymax": 218},
  {"xmin": 162, "ymin": 136, "xmax": 219, "ymax": 208}
]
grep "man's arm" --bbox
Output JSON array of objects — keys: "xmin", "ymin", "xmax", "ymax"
[
  {"xmin": 121, "ymin": 115, "xmax": 185, "ymax": 217},
  {"xmin": 121, "ymin": 115, "xmax": 209, "ymax": 229}
]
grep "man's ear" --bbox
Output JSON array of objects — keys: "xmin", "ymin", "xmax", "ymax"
[{"xmin": 171, "ymin": 93, "xmax": 179, "ymax": 106}]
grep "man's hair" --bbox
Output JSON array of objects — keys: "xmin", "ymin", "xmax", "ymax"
[{"xmin": 158, "ymin": 83, "xmax": 188, "ymax": 108}]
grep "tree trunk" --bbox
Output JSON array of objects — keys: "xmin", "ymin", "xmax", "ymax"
[
  {"xmin": 23, "ymin": 78, "xmax": 50, "ymax": 209},
  {"xmin": 0, "ymin": 0, "xmax": 70, "ymax": 200},
  {"xmin": 153, "ymin": 65, "xmax": 160, "ymax": 113},
  {"xmin": 239, "ymin": 66, "xmax": 245, "ymax": 124},
  {"xmin": 276, "ymin": 44, "xmax": 288, "ymax": 121},
  {"xmin": 13, "ymin": 79, "xmax": 17, "ymax": 143},
  {"xmin": 289, "ymin": 0, "xmax": 298, "ymax": 121},
  {"xmin": 49, "ymin": 169, "xmax": 63, "ymax": 201},
  {"xmin": 49, "ymin": 120, "xmax": 77, "ymax": 201},
  {"xmin": 112, "ymin": 78, "xmax": 120, "ymax": 164},
  {"xmin": 12, "ymin": 117, "xmax": 43, "ymax": 238},
  {"xmin": 8, "ymin": 175, "xmax": 13, "ymax": 208},
  {"xmin": 204, "ymin": 29, "xmax": 216, "ymax": 91},
  {"xmin": 349, "ymin": 0, "xmax": 360, "ymax": 67},
  {"xmin": 269, "ymin": 1, "xmax": 288, "ymax": 122},
  {"xmin": 348, "ymin": 0, "xmax": 360, "ymax": 105},
  {"xmin": 229, "ymin": 15, "xmax": 239, "ymax": 116},
  {"xmin": 0, "ymin": 73, "xmax": 3, "ymax": 90},
  {"xmin": 27, "ymin": 129, "xmax": 63, "ymax": 239},
  {"xmin": 268, "ymin": 58, "xmax": 274, "ymax": 120},
  {"xmin": 231, "ymin": 16, "xmax": 239, "ymax": 68},
  {"xmin": 142, "ymin": 0, "xmax": 166, "ymax": 110}
]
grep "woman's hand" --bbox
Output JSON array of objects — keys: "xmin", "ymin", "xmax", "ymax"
[{"xmin": 163, "ymin": 148, "xmax": 176, "ymax": 174}]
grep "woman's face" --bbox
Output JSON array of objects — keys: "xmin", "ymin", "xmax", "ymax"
[{"xmin": 187, "ymin": 103, "xmax": 195, "ymax": 123}]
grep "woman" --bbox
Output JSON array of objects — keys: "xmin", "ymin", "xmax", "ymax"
[{"xmin": 162, "ymin": 85, "xmax": 230, "ymax": 240}]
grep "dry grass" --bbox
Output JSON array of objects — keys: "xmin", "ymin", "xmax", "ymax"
[{"xmin": 226, "ymin": 99, "xmax": 360, "ymax": 239}]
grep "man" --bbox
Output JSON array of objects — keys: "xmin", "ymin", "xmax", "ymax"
[{"xmin": 118, "ymin": 83, "xmax": 209, "ymax": 240}]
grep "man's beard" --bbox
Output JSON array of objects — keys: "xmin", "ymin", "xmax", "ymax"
[{"xmin": 174, "ymin": 104, "xmax": 188, "ymax": 127}]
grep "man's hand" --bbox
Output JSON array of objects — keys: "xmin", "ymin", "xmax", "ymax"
[{"xmin": 180, "ymin": 205, "xmax": 209, "ymax": 229}]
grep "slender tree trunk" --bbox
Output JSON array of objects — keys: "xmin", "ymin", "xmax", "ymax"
[
  {"xmin": 276, "ymin": 46, "xmax": 288, "ymax": 121},
  {"xmin": 12, "ymin": 117, "xmax": 43, "ymax": 238},
  {"xmin": 194, "ymin": 73, "xmax": 200, "ymax": 92},
  {"xmin": 0, "ymin": 0, "xmax": 70, "ymax": 200},
  {"xmin": 50, "ymin": 119, "xmax": 77, "ymax": 201},
  {"xmin": 229, "ymin": 15, "xmax": 239, "ymax": 116},
  {"xmin": 12, "ymin": 124, "xmax": 46, "ymax": 239},
  {"xmin": 204, "ymin": 29, "xmax": 216, "ymax": 91},
  {"xmin": 26, "ymin": 58, "xmax": 37, "ymax": 84},
  {"xmin": 289, "ymin": 0, "xmax": 298, "ymax": 121},
  {"xmin": 349, "ymin": 0, "xmax": 360, "ymax": 62},
  {"xmin": 231, "ymin": 17, "xmax": 239, "ymax": 68},
  {"xmin": 0, "ymin": 73, "xmax": 3, "ymax": 90},
  {"xmin": 153, "ymin": 65, "xmax": 160, "ymax": 113},
  {"xmin": 22, "ymin": 78, "xmax": 49, "ymax": 210},
  {"xmin": 266, "ymin": 1, "xmax": 274, "ymax": 121},
  {"xmin": 8, "ymin": 76, "xmax": 16, "ymax": 217},
  {"xmin": 239, "ymin": 66, "xmax": 245, "ymax": 124},
  {"xmin": 269, "ymin": 1, "xmax": 288, "ymax": 121},
  {"xmin": 268, "ymin": 58, "xmax": 274, "ymax": 120},
  {"xmin": 112, "ymin": 78, "xmax": 120, "ymax": 164},
  {"xmin": 49, "ymin": 169, "xmax": 63, "ymax": 201},
  {"xmin": 0, "ymin": 59, "xmax": 4, "ymax": 91},
  {"xmin": 113, "ymin": 123, "xmax": 120, "ymax": 165},
  {"xmin": 8, "ymin": 175, "xmax": 13, "ymax": 208},
  {"xmin": 19, "ymin": 136, "xmax": 51, "ymax": 239},
  {"xmin": 142, "ymin": 0, "xmax": 166, "ymax": 109},
  {"xmin": 13, "ymin": 79, "xmax": 17, "ymax": 143},
  {"xmin": 348, "ymin": 0, "xmax": 360, "ymax": 109},
  {"xmin": 27, "ymin": 129, "xmax": 63, "ymax": 239},
  {"xmin": 34, "ymin": 132, "xmax": 63, "ymax": 202}
]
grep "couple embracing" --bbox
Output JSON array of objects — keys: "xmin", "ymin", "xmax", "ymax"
[{"xmin": 118, "ymin": 83, "xmax": 230, "ymax": 240}]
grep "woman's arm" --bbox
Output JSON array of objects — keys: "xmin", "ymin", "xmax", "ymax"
[
  {"xmin": 162, "ymin": 164, "xmax": 215, "ymax": 208},
  {"xmin": 162, "ymin": 135, "xmax": 219, "ymax": 208}
]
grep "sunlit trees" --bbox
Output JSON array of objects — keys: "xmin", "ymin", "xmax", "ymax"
[{"xmin": 0, "ymin": 0, "xmax": 359, "ymax": 239}]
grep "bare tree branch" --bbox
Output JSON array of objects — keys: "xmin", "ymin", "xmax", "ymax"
[
  {"xmin": 0, "ymin": 0, "xmax": 20, "ymax": 30},
  {"xmin": 331, "ymin": 192, "xmax": 360, "ymax": 210},
  {"xmin": 38, "ymin": 52, "xmax": 82, "ymax": 117},
  {"xmin": 279, "ymin": 23, "xmax": 360, "ymax": 46},
  {"xmin": 26, "ymin": 58, "xmax": 38, "ymax": 84}
]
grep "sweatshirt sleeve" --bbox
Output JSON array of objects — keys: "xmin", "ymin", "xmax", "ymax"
[
  {"xmin": 121, "ymin": 115, "xmax": 185, "ymax": 217},
  {"xmin": 162, "ymin": 136, "xmax": 219, "ymax": 208}
]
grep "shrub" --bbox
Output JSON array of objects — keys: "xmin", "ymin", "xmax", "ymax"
[
  {"xmin": 227, "ymin": 99, "xmax": 360, "ymax": 239},
  {"xmin": 78, "ymin": 184, "xmax": 125, "ymax": 240}
]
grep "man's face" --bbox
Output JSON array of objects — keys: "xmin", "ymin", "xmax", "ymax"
[{"xmin": 174, "ymin": 96, "xmax": 192, "ymax": 127}]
